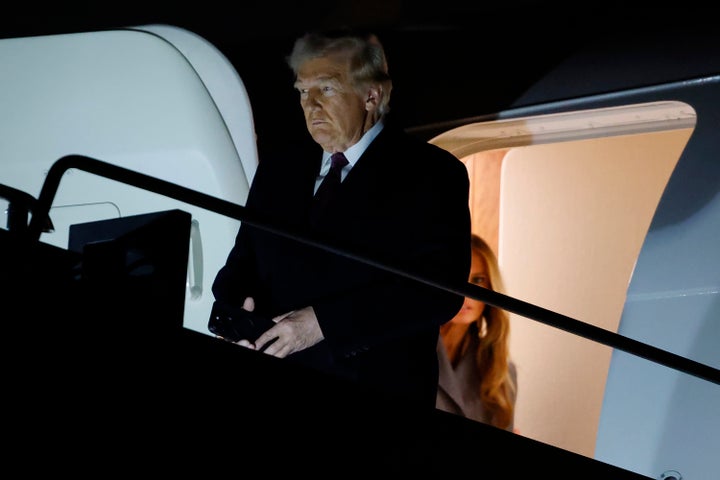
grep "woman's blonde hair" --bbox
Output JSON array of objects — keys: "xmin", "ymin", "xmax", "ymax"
[{"xmin": 440, "ymin": 234, "xmax": 516, "ymax": 430}]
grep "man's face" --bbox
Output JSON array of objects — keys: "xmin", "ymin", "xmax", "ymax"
[{"xmin": 294, "ymin": 54, "xmax": 369, "ymax": 153}]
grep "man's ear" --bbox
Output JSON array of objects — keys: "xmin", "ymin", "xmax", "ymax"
[{"xmin": 365, "ymin": 85, "xmax": 381, "ymax": 111}]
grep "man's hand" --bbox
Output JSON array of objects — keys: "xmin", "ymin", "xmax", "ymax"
[{"xmin": 252, "ymin": 306, "xmax": 324, "ymax": 357}]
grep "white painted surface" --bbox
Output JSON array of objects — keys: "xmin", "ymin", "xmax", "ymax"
[{"xmin": 0, "ymin": 27, "xmax": 257, "ymax": 335}]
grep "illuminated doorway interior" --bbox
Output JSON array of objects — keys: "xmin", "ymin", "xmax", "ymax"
[{"xmin": 430, "ymin": 101, "xmax": 695, "ymax": 459}]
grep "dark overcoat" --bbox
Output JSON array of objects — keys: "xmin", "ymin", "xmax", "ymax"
[{"xmin": 213, "ymin": 122, "xmax": 471, "ymax": 406}]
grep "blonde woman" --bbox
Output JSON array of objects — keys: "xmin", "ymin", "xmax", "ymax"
[{"xmin": 437, "ymin": 234, "xmax": 518, "ymax": 431}]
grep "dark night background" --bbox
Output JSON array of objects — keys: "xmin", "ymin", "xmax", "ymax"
[{"xmin": 1, "ymin": 2, "xmax": 716, "ymax": 152}]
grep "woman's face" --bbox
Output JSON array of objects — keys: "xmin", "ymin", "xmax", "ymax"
[{"xmin": 450, "ymin": 249, "xmax": 490, "ymax": 326}]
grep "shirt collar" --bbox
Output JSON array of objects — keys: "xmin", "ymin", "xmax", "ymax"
[{"xmin": 322, "ymin": 118, "xmax": 385, "ymax": 167}]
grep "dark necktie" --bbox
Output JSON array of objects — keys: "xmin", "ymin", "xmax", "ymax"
[{"xmin": 310, "ymin": 152, "xmax": 348, "ymax": 224}]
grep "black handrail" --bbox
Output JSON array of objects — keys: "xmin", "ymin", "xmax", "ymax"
[
  {"xmin": 27, "ymin": 154, "xmax": 720, "ymax": 386},
  {"xmin": 0, "ymin": 183, "xmax": 53, "ymax": 233}
]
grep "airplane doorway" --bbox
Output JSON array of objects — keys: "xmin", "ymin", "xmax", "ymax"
[{"xmin": 430, "ymin": 101, "xmax": 695, "ymax": 460}]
